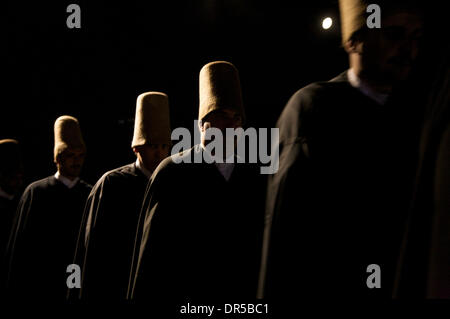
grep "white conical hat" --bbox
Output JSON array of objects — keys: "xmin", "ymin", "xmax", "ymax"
[
  {"xmin": 53, "ymin": 115, "xmax": 85, "ymax": 161},
  {"xmin": 131, "ymin": 92, "xmax": 171, "ymax": 148},
  {"xmin": 198, "ymin": 61, "xmax": 245, "ymax": 123}
]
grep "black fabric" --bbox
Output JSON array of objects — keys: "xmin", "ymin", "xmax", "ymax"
[
  {"xmin": 0, "ymin": 195, "xmax": 19, "ymax": 292},
  {"xmin": 1, "ymin": 196, "xmax": 19, "ymax": 256},
  {"xmin": 5, "ymin": 175, "xmax": 91, "ymax": 300},
  {"xmin": 259, "ymin": 72, "xmax": 423, "ymax": 300},
  {"xmin": 130, "ymin": 145, "xmax": 266, "ymax": 301},
  {"xmin": 394, "ymin": 46, "xmax": 450, "ymax": 298},
  {"xmin": 72, "ymin": 163, "xmax": 148, "ymax": 300}
]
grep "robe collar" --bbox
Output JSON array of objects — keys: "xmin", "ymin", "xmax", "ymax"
[
  {"xmin": 200, "ymin": 143, "xmax": 235, "ymax": 181},
  {"xmin": 0, "ymin": 186, "xmax": 14, "ymax": 200},
  {"xmin": 135, "ymin": 159, "xmax": 152, "ymax": 179},
  {"xmin": 54, "ymin": 171, "xmax": 79, "ymax": 189},
  {"xmin": 347, "ymin": 68, "xmax": 390, "ymax": 106}
]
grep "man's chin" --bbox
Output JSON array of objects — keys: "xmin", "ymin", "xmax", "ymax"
[
  {"xmin": 391, "ymin": 65, "xmax": 413, "ymax": 81},
  {"xmin": 68, "ymin": 170, "xmax": 81, "ymax": 179},
  {"xmin": 380, "ymin": 72, "xmax": 409, "ymax": 87},
  {"xmin": 145, "ymin": 162, "xmax": 160, "ymax": 173}
]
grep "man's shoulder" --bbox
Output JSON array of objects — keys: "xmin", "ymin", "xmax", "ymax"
[
  {"xmin": 24, "ymin": 176, "xmax": 55, "ymax": 192},
  {"xmin": 287, "ymin": 72, "xmax": 350, "ymax": 111},
  {"xmin": 155, "ymin": 148, "xmax": 196, "ymax": 173},
  {"xmin": 277, "ymin": 72, "xmax": 352, "ymax": 140},
  {"xmin": 151, "ymin": 146, "xmax": 201, "ymax": 182},
  {"xmin": 101, "ymin": 163, "xmax": 136, "ymax": 181},
  {"xmin": 17, "ymin": 176, "xmax": 58, "ymax": 203},
  {"xmin": 77, "ymin": 179, "xmax": 92, "ymax": 190},
  {"xmin": 91, "ymin": 163, "xmax": 137, "ymax": 191}
]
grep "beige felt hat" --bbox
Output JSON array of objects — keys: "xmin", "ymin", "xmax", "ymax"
[
  {"xmin": 339, "ymin": 0, "xmax": 421, "ymax": 44},
  {"xmin": 131, "ymin": 92, "xmax": 171, "ymax": 148},
  {"xmin": 53, "ymin": 115, "xmax": 86, "ymax": 161},
  {"xmin": 339, "ymin": 0, "xmax": 368, "ymax": 44},
  {"xmin": 0, "ymin": 139, "xmax": 19, "ymax": 148},
  {"xmin": 198, "ymin": 61, "xmax": 245, "ymax": 123}
]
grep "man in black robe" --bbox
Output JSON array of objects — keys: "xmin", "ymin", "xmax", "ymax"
[
  {"xmin": 130, "ymin": 61, "xmax": 265, "ymax": 305},
  {"xmin": 258, "ymin": 0, "xmax": 425, "ymax": 302},
  {"xmin": 394, "ymin": 45, "xmax": 450, "ymax": 299},
  {"xmin": 6, "ymin": 116, "xmax": 91, "ymax": 300},
  {"xmin": 0, "ymin": 139, "xmax": 24, "ymax": 292},
  {"xmin": 72, "ymin": 92, "xmax": 171, "ymax": 301}
]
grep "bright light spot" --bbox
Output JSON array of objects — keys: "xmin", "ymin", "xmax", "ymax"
[{"xmin": 322, "ymin": 17, "xmax": 332, "ymax": 30}]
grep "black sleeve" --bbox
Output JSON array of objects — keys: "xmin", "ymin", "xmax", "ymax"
[
  {"xmin": 129, "ymin": 163, "xmax": 174, "ymax": 300},
  {"xmin": 258, "ymin": 88, "xmax": 319, "ymax": 298},
  {"xmin": 5, "ymin": 186, "xmax": 34, "ymax": 295},
  {"xmin": 73, "ymin": 175, "xmax": 110, "ymax": 299}
]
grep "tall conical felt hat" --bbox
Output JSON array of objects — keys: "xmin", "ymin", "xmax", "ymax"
[
  {"xmin": 198, "ymin": 61, "xmax": 245, "ymax": 123},
  {"xmin": 0, "ymin": 139, "xmax": 21, "ymax": 172},
  {"xmin": 131, "ymin": 92, "xmax": 171, "ymax": 148},
  {"xmin": 339, "ymin": 0, "xmax": 422, "ymax": 44},
  {"xmin": 339, "ymin": 0, "xmax": 368, "ymax": 44},
  {"xmin": 53, "ymin": 115, "xmax": 86, "ymax": 161}
]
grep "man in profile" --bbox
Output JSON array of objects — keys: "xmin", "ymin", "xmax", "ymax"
[
  {"xmin": 130, "ymin": 61, "xmax": 265, "ymax": 302},
  {"xmin": 259, "ymin": 0, "xmax": 425, "ymax": 301},
  {"xmin": 6, "ymin": 115, "xmax": 91, "ymax": 300},
  {"xmin": 73, "ymin": 92, "xmax": 171, "ymax": 300},
  {"xmin": 394, "ymin": 45, "xmax": 450, "ymax": 299}
]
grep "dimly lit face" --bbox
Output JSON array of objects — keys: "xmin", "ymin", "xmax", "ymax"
[
  {"xmin": 135, "ymin": 144, "xmax": 170, "ymax": 173},
  {"xmin": 361, "ymin": 12, "xmax": 424, "ymax": 84},
  {"xmin": 56, "ymin": 148, "xmax": 86, "ymax": 179},
  {"xmin": 0, "ymin": 169, "xmax": 24, "ymax": 195},
  {"xmin": 201, "ymin": 109, "xmax": 243, "ymax": 133},
  {"xmin": 200, "ymin": 109, "xmax": 243, "ymax": 158}
]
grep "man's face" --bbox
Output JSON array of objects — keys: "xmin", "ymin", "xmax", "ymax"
[
  {"xmin": 362, "ymin": 12, "xmax": 424, "ymax": 84},
  {"xmin": 200, "ymin": 109, "xmax": 243, "ymax": 158},
  {"xmin": 201, "ymin": 109, "xmax": 243, "ymax": 133},
  {"xmin": 57, "ymin": 148, "xmax": 86, "ymax": 179},
  {"xmin": 135, "ymin": 144, "xmax": 170, "ymax": 173},
  {"xmin": 0, "ymin": 169, "xmax": 24, "ymax": 195}
]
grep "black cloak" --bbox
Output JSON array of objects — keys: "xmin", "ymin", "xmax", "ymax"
[
  {"xmin": 394, "ymin": 46, "xmax": 450, "ymax": 299},
  {"xmin": 6, "ymin": 175, "xmax": 91, "ymax": 300},
  {"xmin": 130, "ymin": 145, "xmax": 266, "ymax": 302},
  {"xmin": 0, "ymin": 195, "xmax": 20, "ymax": 291},
  {"xmin": 72, "ymin": 162, "xmax": 148, "ymax": 300},
  {"xmin": 259, "ymin": 71, "xmax": 423, "ymax": 301}
]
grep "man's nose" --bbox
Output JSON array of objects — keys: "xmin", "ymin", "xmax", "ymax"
[
  {"xmin": 400, "ymin": 36, "xmax": 419, "ymax": 59},
  {"xmin": 75, "ymin": 155, "xmax": 84, "ymax": 163},
  {"xmin": 223, "ymin": 118, "xmax": 240, "ymax": 129},
  {"xmin": 157, "ymin": 147, "xmax": 168, "ymax": 159}
]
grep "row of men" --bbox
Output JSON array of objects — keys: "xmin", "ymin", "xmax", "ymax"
[
  {"xmin": 1, "ymin": 0, "xmax": 449, "ymax": 303},
  {"xmin": 0, "ymin": 60, "xmax": 265, "ymax": 302}
]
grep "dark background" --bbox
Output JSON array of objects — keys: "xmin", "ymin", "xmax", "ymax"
[{"xmin": 2, "ymin": 0, "xmax": 446, "ymax": 185}]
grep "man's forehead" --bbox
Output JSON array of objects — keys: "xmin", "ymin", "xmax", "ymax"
[
  {"xmin": 211, "ymin": 109, "xmax": 239, "ymax": 117},
  {"xmin": 64, "ymin": 148, "xmax": 85, "ymax": 155},
  {"xmin": 142, "ymin": 143, "xmax": 168, "ymax": 148},
  {"xmin": 383, "ymin": 12, "xmax": 423, "ymax": 30}
]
